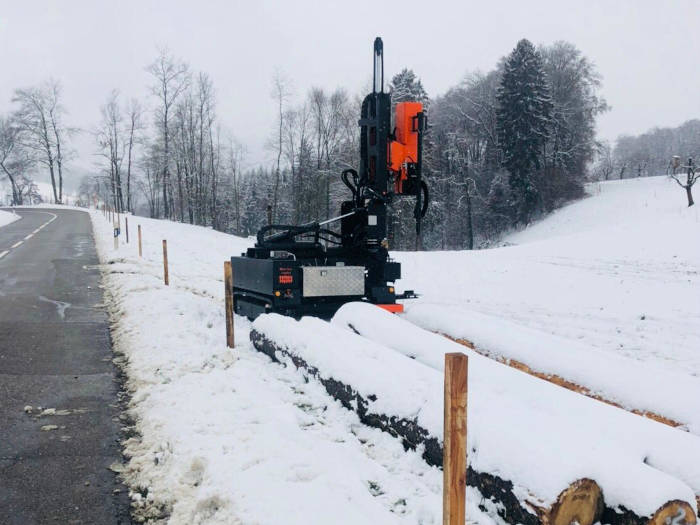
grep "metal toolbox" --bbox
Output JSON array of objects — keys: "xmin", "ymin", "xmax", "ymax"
[{"xmin": 302, "ymin": 266, "xmax": 365, "ymax": 297}]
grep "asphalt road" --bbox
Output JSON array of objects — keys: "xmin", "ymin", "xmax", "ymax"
[{"xmin": 0, "ymin": 208, "xmax": 130, "ymax": 524}]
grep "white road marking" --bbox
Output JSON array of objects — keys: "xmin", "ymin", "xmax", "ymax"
[{"xmin": 0, "ymin": 210, "xmax": 58, "ymax": 261}]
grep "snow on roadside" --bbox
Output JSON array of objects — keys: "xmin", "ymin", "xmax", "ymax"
[
  {"xmin": 87, "ymin": 210, "xmax": 497, "ymax": 524},
  {"xmin": 0, "ymin": 208, "xmax": 20, "ymax": 228}
]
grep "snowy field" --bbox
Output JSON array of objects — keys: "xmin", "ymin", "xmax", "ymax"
[
  {"xmin": 0, "ymin": 208, "xmax": 20, "ymax": 228},
  {"xmin": 79, "ymin": 175, "xmax": 698, "ymax": 523},
  {"xmin": 401, "ymin": 176, "xmax": 700, "ymax": 377},
  {"xmin": 399, "ymin": 176, "xmax": 700, "ymax": 429}
]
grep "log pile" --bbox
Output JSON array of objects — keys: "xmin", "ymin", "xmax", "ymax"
[
  {"xmin": 252, "ymin": 328, "xmax": 608, "ymax": 525},
  {"xmin": 250, "ymin": 311, "xmax": 699, "ymax": 525}
]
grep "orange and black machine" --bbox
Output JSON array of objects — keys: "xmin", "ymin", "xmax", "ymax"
[{"xmin": 231, "ymin": 37, "xmax": 428, "ymax": 319}]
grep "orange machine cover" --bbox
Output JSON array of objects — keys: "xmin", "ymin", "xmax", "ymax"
[{"xmin": 389, "ymin": 101, "xmax": 423, "ymax": 193}]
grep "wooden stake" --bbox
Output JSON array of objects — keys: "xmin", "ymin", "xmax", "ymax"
[
  {"xmin": 443, "ymin": 352, "xmax": 468, "ymax": 525},
  {"xmin": 125, "ymin": 217, "xmax": 129, "ymax": 243},
  {"xmin": 137, "ymin": 225, "xmax": 142, "ymax": 257},
  {"xmin": 162, "ymin": 239, "xmax": 169, "ymax": 286},
  {"xmin": 224, "ymin": 261, "xmax": 234, "ymax": 348}
]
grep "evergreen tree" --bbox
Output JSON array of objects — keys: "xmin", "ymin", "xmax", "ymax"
[
  {"xmin": 496, "ymin": 39, "xmax": 552, "ymax": 224},
  {"xmin": 389, "ymin": 68, "xmax": 429, "ymax": 107}
]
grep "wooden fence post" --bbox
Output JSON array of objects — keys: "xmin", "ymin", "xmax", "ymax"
[
  {"xmin": 137, "ymin": 225, "xmax": 142, "ymax": 257},
  {"xmin": 224, "ymin": 261, "xmax": 234, "ymax": 348},
  {"xmin": 443, "ymin": 353, "xmax": 468, "ymax": 525},
  {"xmin": 125, "ymin": 217, "xmax": 129, "ymax": 243},
  {"xmin": 162, "ymin": 240, "xmax": 169, "ymax": 286}
]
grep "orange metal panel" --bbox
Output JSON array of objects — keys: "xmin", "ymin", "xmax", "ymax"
[{"xmin": 376, "ymin": 303, "xmax": 404, "ymax": 314}]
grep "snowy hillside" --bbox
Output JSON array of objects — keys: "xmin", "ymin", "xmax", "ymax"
[
  {"xmin": 76, "ymin": 175, "xmax": 699, "ymax": 524},
  {"xmin": 398, "ymin": 176, "xmax": 700, "ymax": 385}
]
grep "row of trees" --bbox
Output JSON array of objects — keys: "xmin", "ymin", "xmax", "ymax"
[
  {"xmin": 206, "ymin": 39, "xmax": 608, "ymax": 250},
  {"xmin": 406, "ymin": 39, "xmax": 608, "ymax": 248},
  {"xmin": 89, "ymin": 50, "xmax": 239, "ymax": 231},
  {"xmin": 84, "ymin": 39, "xmax": 608, "ymax": 251},
  {"xmin": 594, "ymin": 119, "xmax": 700, "ymax": 180},
  {"xmin": 0, "ymin": 80, "xmax": 72, "ymax": 205}
]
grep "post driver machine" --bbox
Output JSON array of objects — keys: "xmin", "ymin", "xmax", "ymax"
[{"xmin": 231, "ymin": 37, "xmax": 428, "ymax": 319}]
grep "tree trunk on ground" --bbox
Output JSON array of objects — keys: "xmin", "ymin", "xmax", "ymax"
[{"xmin": 687, "ymin": 186, "xmax": 694, "ymax": 207}]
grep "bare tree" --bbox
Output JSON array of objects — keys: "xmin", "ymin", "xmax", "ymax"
[
  {"xmin": 270, "ymin": 70, "xmax": 291, "ymax": 222},
  {"xmin": 95, "ymin": 90, "xmax": 126, "ymax": 212},
  {"xmin": 12, "ymin": 80, "xmax": 70, "ymax": 203},
  {"xmin": 0, "ymin": 115, "xmax": 34, "ymax": 204},
  {"xmin": 125, "ymin": 98, "xmax": 143, "ymax": 212},
  {"xmin": 592, "ymin": 141, "xmax": 615, "ymax": 181},
  {"xmin": 147, "ymin": 48, "xmax": 190, "ymax": 218},
  {"xmin": 227, "ymin": 138, "xmax": 245, "ymax": 233},
  {"xmin": 670, "ymin": 157, "xmax": 698, "ymax": 206},
  {"xmin": 15, "ymin": 174, "xmax": 42, "ymax": 204}
]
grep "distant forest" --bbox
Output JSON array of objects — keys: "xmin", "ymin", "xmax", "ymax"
[{"xmin": 1, "ymin": 40, "xmax": 698, "ymax": 248}]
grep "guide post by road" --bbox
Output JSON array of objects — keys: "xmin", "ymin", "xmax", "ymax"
[{"xmin": 162, "ymin": 240, "xmax": 169, "ymax": 286}]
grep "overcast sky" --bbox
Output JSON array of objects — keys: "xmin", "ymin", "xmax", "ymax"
[{"xmin": 1, "ymin": 0, "xmax": 699, "ymax": 186}]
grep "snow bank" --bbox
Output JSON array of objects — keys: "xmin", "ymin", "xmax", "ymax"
[
  {"xmin": 89, "ymin": 211, "xmax": 491, "ymax": 524},
  {"xmin": 0, "ymin": 208, "xmax": 20, "ymax": 228},
  {"xmin": 402, "ymin": 303, "xmax": 700, "ymax": 433},
  {"xmin": 328, "ymin": 302, "xmax": 700, "ymax": 519}
]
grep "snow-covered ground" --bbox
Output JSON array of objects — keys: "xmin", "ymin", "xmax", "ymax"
[
  {"xmin": 398, "ymin": 176, "xmax": 700, "ymax": 426},
  {"xmin": 0, "ymin": 208, "xmax": 20, "ymax": 228},
  {"xmin": 88, "ymin": 210, "xmax": 496, "ymax": 524},
  {"xmin": 76, "ymin": 175, "xmax": 699, "ymax": 523}
]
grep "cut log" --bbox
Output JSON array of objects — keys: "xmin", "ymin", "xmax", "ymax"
[
  {"xmin": 648, "ymin": 501, "xmax": 696, "ymax": 525},
  {"xmin": 253, "ymin": 310, "xmax": 700, "ymax": 525},
  {"xmin": 543, "ymin": 479, "xmax": 604, "ymax": 525}
]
